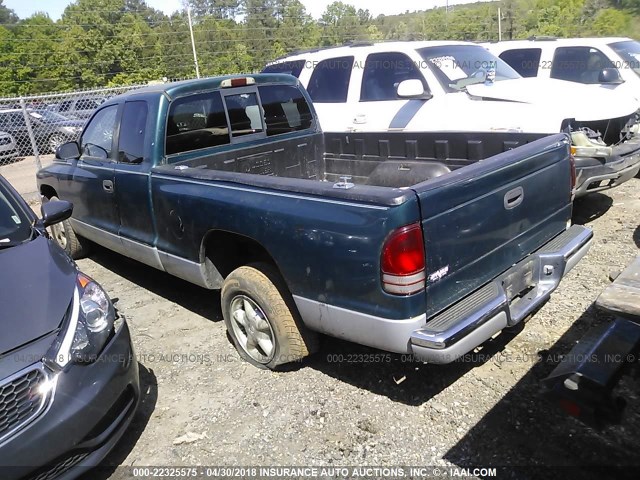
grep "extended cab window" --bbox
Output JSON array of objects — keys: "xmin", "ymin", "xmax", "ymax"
[
  {"xmin": 262, "ymin": 60, "xmax": 305, "ymax": 78},
  {"xmin": 81, "ymin": 105, "xmax": 118, "ymax": 159},
  {"xmin": 166, "ymin": 91, "xmax": 230, "ymax": 156},
  {"xmin": 361, "ymin": 52, "xmax": 426, "ymax": 101},
  {"xmin": 118, "ymin": 101, "xmax": 148, "ymax": 163},
  {"xmin": 499, "ymin": 48, "xmax": 541, "ymax": 77},
  {"xmin": 258, "ymin": 85, "xmax": 313, "ymax": 136},
  {"xmin": 307, "ymin": 56, "xmax": 353, "ymax": 103},
  {"xmin": 551, "ymin": 46, "xmax": 616, "ymax": 84},
  {"xmin": 223, "ymin": 92, "xmax": 264, "ymax": 138}
]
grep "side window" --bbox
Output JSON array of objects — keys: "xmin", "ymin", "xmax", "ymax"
[
  {"xmin": 258, "ymin": 85, "xmax": 313, "ymax": 136},
  {"xmin": 80, "ymin": 105, "xmax": 118, "ymax": 160},
  {"xmin": 166, "ymin": 91, "xmax": 230, "ymax": 157},
  {"xmin": 361, "ymin": 52, "xmax": 426, "ymax": 102},
  {"xmin": 551, "ymin": 46, "xmax": 615, "ymax": 84},
  {"xmin": 223, "ymin": 92, "xmax": 264, "ymax": 138},
  {"xmin": 499, "ymin": 48, "xmax": 541, "ymax": 77},
  {"xmin": 118, "ymin": 101, "xmax": 148, "ymax": 163},
  {"xmin": 262, "ymin": 60, "xmax": 306, "ymax": 78},
  {"xmin": 307, "ymin": 56, "xmax": 354, "ymax": 103}
]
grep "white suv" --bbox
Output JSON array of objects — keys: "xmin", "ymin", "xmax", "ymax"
[
  {"xmin": 264, "ymin": 41, "xmax": 640, "ymax": 196},
  {"xmin": 485, "ymin": 37, "xmax": 640, "ymax": 100}
]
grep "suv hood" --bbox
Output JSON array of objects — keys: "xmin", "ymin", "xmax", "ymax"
[
  {"xmin": 0, "ymin": 235, "xmax": 76, "ymax": 355},
  {"xmin": 466, "ymin": 78, "xmax": 640, "ymax": 122}
]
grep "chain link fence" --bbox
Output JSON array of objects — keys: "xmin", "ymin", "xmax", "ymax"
[
  {"xmin": 0, "ymin": 81, "xmax": 192, "ymax": 202},
  {"xmin": 0, "ymin": 84, "xmax": 158, "ymax": 169}
]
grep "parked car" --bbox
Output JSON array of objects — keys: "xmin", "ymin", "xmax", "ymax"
[
  {"xmin": 484, "ymin": 37, "xmax": 640, "ymax": 99},
  {"xmin": 0, "ymin": 109, "xmax": 84, "ymax": 155},
  {"xmin": 0, "ymin": 131, "xmax": 19, "ymax": 163},
  {"xmin": 53, "ymin": 96, "xmax": 106, "ymax": 120},
  {"xmin": 263, "ymin": 41, "xmax": 640, "ymax": 197},
  {"xmin": 37, "ymin": 74, "xmax": 592, "ymax": 370},
  {"xmin": 0, "ymin": 174, "xmax": 139, "ymax": 479}
]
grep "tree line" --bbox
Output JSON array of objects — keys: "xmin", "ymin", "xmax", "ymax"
[{"xmin": 0, "ymin": 0, "xmax": 639, "ymax": 96}]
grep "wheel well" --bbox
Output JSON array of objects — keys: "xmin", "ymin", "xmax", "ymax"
[
  {"xmin": 40, "ymin": 184, "xmax": 57, "ymax": 200},
  {"xmin": 202, "ymin": 230, "xmax": 278, "ymax": 279}
]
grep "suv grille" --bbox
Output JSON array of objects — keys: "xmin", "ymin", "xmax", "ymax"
[{"xmin": 0, "ymin": 366, "xmax": 51, "ymax": 444}]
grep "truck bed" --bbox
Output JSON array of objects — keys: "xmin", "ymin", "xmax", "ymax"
[{"xmin": 159, "ymin": 130, "xmax": 549, "ymax": 192}]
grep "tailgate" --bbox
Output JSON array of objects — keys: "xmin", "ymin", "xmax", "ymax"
[{"xmin": 415, "ymin": 134, "xmax": 573, "ymax": 318}]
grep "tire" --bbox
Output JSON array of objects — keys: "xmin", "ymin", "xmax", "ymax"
[
  {"xmin": 221, "ymin": 262, "xmax": 318, "ymax": 370},
  {"xmin": 48, "ymin": 134, "xmax": 65, "ymax": 155},
  {"xmin": 46, "ymin": 196, "xmax": 90, "ymax": 259}
]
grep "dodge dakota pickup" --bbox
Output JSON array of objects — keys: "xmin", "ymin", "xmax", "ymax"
[{"xmin": 37, "ymin": 74, "xmax": 593, "ymax": 370}]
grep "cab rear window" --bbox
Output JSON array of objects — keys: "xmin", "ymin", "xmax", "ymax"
[{"xmin": 258, "ymin": 85, "xmax": 313, "ymax": 136}]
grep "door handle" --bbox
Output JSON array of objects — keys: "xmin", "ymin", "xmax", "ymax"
[
  {"xmin": 103, "ymin": 180, "xmax": 114, "ymax": 193},
  {"xmin": 504, "ymin": 186, "xmax": 524, "ymax": 209}
]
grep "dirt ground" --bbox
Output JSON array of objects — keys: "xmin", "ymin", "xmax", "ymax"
[{"xmin": 3, "ymin": 155, "xmax": 639, "ymax": 477}]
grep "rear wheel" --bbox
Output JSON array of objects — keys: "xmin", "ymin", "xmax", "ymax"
[
  {"xmin": 46, "ymin": 196, "xmax": 90, "ymax": 259},
  {"xmin": 221, "ymin": 262, "xmax": 318, "ymax": 370}
]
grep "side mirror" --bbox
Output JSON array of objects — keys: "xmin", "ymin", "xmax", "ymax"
[
  {"xmin": 41, "ymin": 200, "xmax": 73, "ymax": 228},
  {"xmin": 598, "ymin": 67, "xmax": 624, "ymax": 85},
  {"xmin": 397, "ymin": 79, "xmax": 433, "ymax": 100},
  {"xmin": 56, "ymin": 141, "xmax": 81, "ymax": 160}
]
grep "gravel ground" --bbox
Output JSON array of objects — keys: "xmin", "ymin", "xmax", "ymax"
[{"xmin": 60, "ymin": 178, "xmax": 639, "ymax": 478}]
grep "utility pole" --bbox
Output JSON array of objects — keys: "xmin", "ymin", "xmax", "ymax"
[
  {"xmin": 498, "ymin": 7, "xmax": 502, "ymax": 41},
  {"xmin": 186, "ymin": 2, "xmax": 200, "ymax": 79},
  {"xmin": 445, "ymin": 0, "xmax": 449, "ymax": 30}
]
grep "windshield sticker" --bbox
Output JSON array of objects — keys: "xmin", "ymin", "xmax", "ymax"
[
  {"xmin": 12, "ymin": 215, "xmax": 21, "ymax": 224},
  {"xmin": 429, "ymin": 56, "xmax": 467, "ymax": 81},
  {"xmin": 629, "ymin": 52, "xmax": 640, "ymax": 64}
]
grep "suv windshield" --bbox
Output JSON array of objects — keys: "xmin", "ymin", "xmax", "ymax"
[
  {"xmin": 418, "ymin": 45, "xmax": 521, "ymax": 90},
  {"xmin": 609, "ymin": 40, "xmax": 640, "ymax": 78},
  {"xmin": 0, "ymin": 181, "xmax": 32, "ymax": 248}
]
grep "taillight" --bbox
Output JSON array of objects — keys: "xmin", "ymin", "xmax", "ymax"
[
  {"xmin": 381, "ymin": 223, "xmax": 426, "ymax": 295},
  {"xmin": 569, "ymin": 155, "xmax": 576, "ymax": 193}
]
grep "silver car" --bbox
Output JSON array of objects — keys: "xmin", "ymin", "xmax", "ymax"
[{"xmin": 0, "ymin": 131, "xmax": 19, "ymax": 163}]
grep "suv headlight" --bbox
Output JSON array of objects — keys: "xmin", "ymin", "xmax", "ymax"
[{"xmin": 48, "ymin": 273, "xmax": 116, "ymax": 367}]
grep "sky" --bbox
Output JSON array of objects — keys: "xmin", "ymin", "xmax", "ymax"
[{"xmin": 4, "ymin": 0, "xmax": 484, "ymax": 21}]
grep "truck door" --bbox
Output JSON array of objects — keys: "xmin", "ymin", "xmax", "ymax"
[
  {"xmin": 113, "ymin": 100, "xmax": 160, "ymax": 268},
  {"xmin": 67, "ymin": 104, "xmax": 119, "ymax": 234}
]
